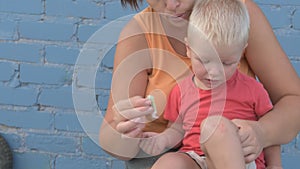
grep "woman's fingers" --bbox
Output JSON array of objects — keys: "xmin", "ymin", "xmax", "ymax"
[
  {"xmin": 245, "ymin": 153, "xmax": 257, "ymax": 163},
  {"xmin": 112, "ymin": 96, "xmax": 153, "ymax": 123},
  {"xmin": 112, "ymin": 96, "xmax": 156, "ymax": 140},
  {"xmin": 232, "ymin": 119, "xmax": 248, "ymax": 140},
  {"xmin": 122, "ymin": 127, "xmax": 143, "ymax": 138},
  {"xmin": 113, "ymin": 96, "xmax": 151, "ymax": 114},
  {"xmin": 116, "ymin": 120, "xmax": 145, "ymax": 134},
  {"xmin": 232, "ymin": 119, "xmax": 265, "ymax": 162},
  {"xmin": 242, "ymin": 145, "xmax": 258, "ymax": 163}
]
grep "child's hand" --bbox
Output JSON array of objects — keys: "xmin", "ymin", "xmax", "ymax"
[{"xmin": 139, "ymin": 132, "xmax": 168, "ymax": 156}]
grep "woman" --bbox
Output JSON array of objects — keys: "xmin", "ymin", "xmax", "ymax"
[{"xmin": 99, "ymin": 0, "xmax": 300, "ymax": 168}]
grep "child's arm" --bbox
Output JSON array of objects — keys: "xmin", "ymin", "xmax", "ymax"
[
  {"xmin": 164, "ymin": 121, "xmax": 185, "ymax": 148},
  {"xmin": 139, "ymin": 121, "xmax": 184, "ymax": 156},
  {"xmin": 264, "ymin": 145, "xmax": 283, "ymax": 169}
]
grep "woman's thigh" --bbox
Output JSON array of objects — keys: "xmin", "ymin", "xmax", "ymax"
[
  {"xmin": 151, "ymin": 152, "xmax": 201, "ymax": 169},
  {"xmin": 125, "ymin": 149, "xmax": 178, "ymax": 169},
  {"xmin": 125, "ymin": 155, "xmax": 161, "ymax": 169}
]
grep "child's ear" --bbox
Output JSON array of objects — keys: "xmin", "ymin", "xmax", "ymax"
[
  {"xmin": 242, "ymin": 43, "xmax": 248, "ymax": 56},
  {"xmin": 184, "ymin": 37, "xmax": 188, "ymax": 45}
]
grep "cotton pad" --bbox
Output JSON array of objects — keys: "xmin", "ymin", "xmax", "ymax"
[{"xmin": 147, "ymin": 95, "xmax": 159, "ymax": 119}]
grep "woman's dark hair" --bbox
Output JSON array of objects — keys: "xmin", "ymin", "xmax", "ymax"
[{"xmin": 121, "ymin": 0, "xmax": 143, "ymax": 10}]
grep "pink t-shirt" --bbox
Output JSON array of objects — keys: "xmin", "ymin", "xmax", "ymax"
[{"xmin": 164, "ymin": 70, "xmax": 273, "ymax": 169}]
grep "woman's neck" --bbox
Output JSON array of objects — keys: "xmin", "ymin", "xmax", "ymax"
[{"xmin": 160, "ymin": 14, "xmax": 188, "ymax": 56}]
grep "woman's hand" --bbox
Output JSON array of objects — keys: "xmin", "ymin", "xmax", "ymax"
[
  {"xmin": 99, "ymin": 95, "xmax": 154, "ymax": 160},
  {"xmin": 232, "ymin": 119, "xmax": 266, "ymax": 163},
  {"xmin": 113, "ymin": 96, "xmax": 154, "ymax": 138}
]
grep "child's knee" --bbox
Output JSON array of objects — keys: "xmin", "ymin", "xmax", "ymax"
[{"xmin": 200, "ymin": 116, "xmax": 237, "ymax": 144}]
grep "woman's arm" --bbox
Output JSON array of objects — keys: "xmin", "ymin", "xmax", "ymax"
[
  {"xmin": 99, "ymin": 18, "xmax": 153, "ymax": 160},
  {"xmin": 243, "ymin": 0, "xmax": 300, "ymax": 154},
  {"xmin": 264, "ymin": 145, "xmax": 282, "ymax": 169}
]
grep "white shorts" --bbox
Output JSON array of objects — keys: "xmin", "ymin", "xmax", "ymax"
[
  {"xmin": 184, "ymin": 151, "xmax": 256, "ymax": 169},
  {"xmin": 185, "ymin": 151, "xmax": 207, "ymax": 169}
]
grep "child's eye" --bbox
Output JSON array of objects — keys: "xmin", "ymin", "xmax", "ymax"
[
  {"xmin": 222, "ymin": 62, "xmax": 230, "ymax": 65},
  {"xmin": 195, "ymin": 57, "xmax": 204, "ymax": 63},
  {"xmin": 199, "ymin": 59, "xmax": 209, "ymax": 64},
  {"xmin": 222, "ymin": 62, "xmax": 234, "ymax": 66}
]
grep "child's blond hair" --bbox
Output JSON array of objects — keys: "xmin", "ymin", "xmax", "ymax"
[{"xmin": 188, "ymin": 0, "xmax": 250, "ymax": 47}]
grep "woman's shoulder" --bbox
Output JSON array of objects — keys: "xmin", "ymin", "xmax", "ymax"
[
  {"xmin": 134, "ymin": 6, "xmax": 155, "ymax": 20},
  {"xmin": 243, "ymin": 0, "xmax": 263, "ymax": 15},
  {"xmin": 133, "ymin": 6, "xmax": 162, "ymax": 32},
  {"xmin": 118, "ymin": 7, "xmax": 153, "ymax": 41},
  {"xmin": 243, "ymin": 0, "xmax": 262, "ymax": 15},
  {"xmin": 136, "ymin": 6, "xmax": 153, "ymax": 14}
]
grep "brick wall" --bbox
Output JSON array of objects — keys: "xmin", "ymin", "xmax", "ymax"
[{"xmin": 0, "ymin": 0, "xmax": 299, "ymax": 169}]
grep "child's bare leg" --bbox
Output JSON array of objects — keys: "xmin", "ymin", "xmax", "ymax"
[
  {"xmin": 200, "ymin": 116, "xmax": 246, "ymax": 169},
  {"xmin": 151, "ymin": 152, "xmax": 201, "ymax": 169}
]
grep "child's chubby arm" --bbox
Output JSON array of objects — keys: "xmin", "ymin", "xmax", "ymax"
[
  {"xmin": 264, "ymin": 145, "xmax": 283, "ymax": 169},
  {"xmin": 139, "ymin": 121, "xmax": 184, "ymax": 156}
]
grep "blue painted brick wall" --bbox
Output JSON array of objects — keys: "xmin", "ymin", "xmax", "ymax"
[
  {"xmin": 0, "ymin": 0, "xmax": 43, "ymax": 14},
  {"xmin": 20, "ymin": 63, "xmax": 72, "ymax": 85},
  {"xmin": 295, "ymin": 10, "xmax": 300, "ymax": 29},
  {"xmin": 0, "ymin": 62, "xmax": 16, "ymax": 81},
  {"xmin": 39, "ymin": 87, "xmax": 74, "ymax": 109},
  {"xmin": 0, "ymin": 20, "xmax": 17, "ymax": 40},
  {"xmin": 0, "ymin": 1, "xmax": 299, "ymax": 169},
  {"xmin": 46, "ymin": 0, "xmax": 103, "ymax": 19},
  {"xmin": 0, "ymin": 109, "xmax": 52, "ymax": 130},
  {"xmin": 19, "ymin": 21, "xmax": 75, "ymax": 41},
  {"xmin": 0, "ymin": 43, "xmax": 41, "ymax": 63},
  {"xmin": 54, "ymin": 111, "xmax": 84, "ymax": 132},
  {"xmin": 0, "ymin": 86, "xmax": 37, "ymax": 106},
  {"xmin": 45, "ymin": 46, "xmax": 79, "ymax": 65},
  {"xmin": 13, "ymin": 152, "xmax": 52, "ymax": 169}
]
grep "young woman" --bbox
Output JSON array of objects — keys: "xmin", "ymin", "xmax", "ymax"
[{"xmin": 99, "ymin": 0, "xmax": 300, "ymax": 168}]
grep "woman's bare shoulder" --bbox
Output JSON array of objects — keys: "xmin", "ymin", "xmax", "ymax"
[{"xmin": 244, "ymin": 0, "xmax": 300, "ymax": 103}]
